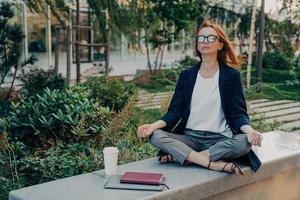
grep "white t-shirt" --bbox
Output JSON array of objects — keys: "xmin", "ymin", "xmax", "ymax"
[{"xmin": 185, "ymin": 68, "xmax": 233, "ymax": 138}]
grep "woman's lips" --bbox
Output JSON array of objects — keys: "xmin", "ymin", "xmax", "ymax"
[{"xmin": 202, "ymin": 46, "xmax": 210, "ymax": 50}]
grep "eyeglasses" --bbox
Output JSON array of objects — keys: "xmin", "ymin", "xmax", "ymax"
[{"xmin": 195, "ymin": 35, "xmax": 219, "ymax": 43}]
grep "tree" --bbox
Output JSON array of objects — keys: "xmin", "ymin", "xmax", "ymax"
[
  {"xmin": 145, "ymin": 0, "xmax": 205, "ymax": 73},
  {"xmin": 246, "ymin": 0, "xmax": 257, "ymax": 89},
  {"xmin": 0, "ymin": 2, "xmax": 36, "ymax": 100},
  {"xmin": 88, "ymin": 0, "xmax": 207, "ymax": 74},
  {"xmin": 22, "ymin": 0, "xmax": 71, "ymax": 25}
]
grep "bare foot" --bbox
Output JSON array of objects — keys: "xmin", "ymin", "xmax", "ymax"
[{"xmin": 208, "ymin": 160, "xmax": 244, "ymax": 175}]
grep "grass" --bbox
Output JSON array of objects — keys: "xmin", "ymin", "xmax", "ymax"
[
  {"xmin": 141, "ymin": 108, "xmax": 162, "ymax": 124},
  {"xmin": 245, "ymin": 83, "xmax": 300, "ymax": 101}
]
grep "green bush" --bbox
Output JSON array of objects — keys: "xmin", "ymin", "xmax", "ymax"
[
  {"xmin": 0, "ymin": 178, "xmax": 25, "ymax": 200},
  {"xmin": 28, "ymin": 39, "xmax": 46, "ymax": 52},
  {"xmin": 142, "ymin": 108, "xmax": 161, "ymax": 124},
  {"xmin": 100, "ymin": 100, "xmax": 158, "ymax": 164},
  {"xmin": 262, "ymin": 68, "xmax": 291, "ymax": 83},
  {"xmin": 17, "ymin": 143, "xmax": 103, "ymax": 185},
  {"xmin": 262, "ymin": 50, "xmax": 292, "ymax": 70},
  {"xmin": 2, "ymin": 85, "xmax": 110, "ymax": 149},
  {"xmin": 174, "ymin": 55, "xmax": 199, "ymax": 69},
  {"xmin": 0, "ymin": 100, "xmax": 11, "ymax": 118},
  {"xmin": 20, "ymin": 68, "xmax": 65, "ymax": 96},
  {"xmin": 0, "ymin": 141, "xmax": 102, "ymax": 198},
  {"xmin": 0, "ymin": 79, "xmax": 151, "ymax": 200},
  {"xmin": 134, "ymin": 56, "xmax": 199, "ymax": 92},
  {"xmin": 82, "ymin": 76, "xmax": 136, "ymax": 112},
  {"xmin": 287, "ymin": 55, "xmax": 300, "ymax": 86}
]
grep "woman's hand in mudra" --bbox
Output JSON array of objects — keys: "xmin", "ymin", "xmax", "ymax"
[
  {"xmin": 246, "ymin": 129, "xmax": 263, "ymax": 147},
  {"xmin": 137, "ymin": 124, "xmax": 156, "ymax": 138}
]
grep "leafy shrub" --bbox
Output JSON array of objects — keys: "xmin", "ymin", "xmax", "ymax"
[
  {"xmin": 2, "ymin": 85, "xmax": 110, "ymax": 149},
  {"xmin": 262, "ymin": 50, "xmax": 292, "ymax": 70},
  {"xmin": 134, "ymin": 56, "xmax": 199, "ymax": 92},
  {"xmin": 17, "ymin": 143, "xmax": 103, "ymax": 185},
  {"xmin": 141, "ymin": 108, "xmax": 162, "ymax": 124},
  {"xmin": 262, "ymin": 68, "xmax": 291, "ymax": 83},
  {"xmin": 249, "ymin": 112, "xmax": 281, "ymax": 132},
  {"xmin": 0, "ymin": 100, "xmax": 11, "ymax": 118},
  {"xmin": 117, "ymin": 140, "xmax": 158, "ymax": 165},
  {"xmin": 0, "ymin": 178, "xmax": 25, "ymax": 200},
  {"xmin": 28, "ymin": 39, "xmax": 46, "ymax": 52},
  {"xmin": 245, "ymin": 82, "xmax": 300, "ymax": 101},
  {"xmin": 20, "ymin": 68, "xmax": 65, "ymax": 96},
  {"xmin": 133, "ymin": 68, "xmax": 181, "ymax": 92},
  {"xmin": 100, "ymin": 98, "xmax": 159, "ymax": 164},
  {"xmin": 100, "ymin": 96, "xmax": 141, "ymax": 147},
  {"xmin": 286, "ymin": 55, "xmax": 300, "ymax": 86},
  {"xmin": 0, "ymin": 141, "xmax": 102, "ymax": 198},
  {"xmin": 82, "ymin": 76, "xmax": 136, "ymax": 112},
  {"xmin": 174, "ymin": 55, "xmax": 199, "ymax": 69},
  {"xmin": 0, "ymin": 78, "xmax": 164, "ymax": 199}
]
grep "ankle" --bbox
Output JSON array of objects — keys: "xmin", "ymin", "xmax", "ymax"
[{"xmin": 210, "ymin": 160, "xmax": 225, "ymax": 169}]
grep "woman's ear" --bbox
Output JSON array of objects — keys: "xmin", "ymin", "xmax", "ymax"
[{"xmin": 218, "ymin": 42, "xmax": 224, "ymax": 51}]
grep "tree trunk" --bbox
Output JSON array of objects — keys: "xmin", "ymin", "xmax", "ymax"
[
  {"xmin": 159, "ymin": 44, "xmax": 165, "ymax": 70},
  {"xmin": 239, "ymin": 35, "xmax": 244, "ymax": 55},
  {"xmin": 154, "ymin": 45, "xmax": 161, "ymax": 73},
  {"xmin": 246, "ymin": 0, "xmax": 257, "ymax": 89},
  {"xmin": 144, "ymin": 31, "xmax": 152, "ymax": 74}
]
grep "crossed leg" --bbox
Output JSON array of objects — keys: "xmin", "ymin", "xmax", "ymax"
[{"xmin": 150, "ymin": 129, "xmax": 251, "ymax": 175}]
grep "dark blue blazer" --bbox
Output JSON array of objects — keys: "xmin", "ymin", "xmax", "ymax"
[{"xmin": 158, "ymin": 61, "xmax": 262, "ymax": 172}]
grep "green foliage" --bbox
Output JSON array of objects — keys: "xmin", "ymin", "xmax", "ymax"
[
  {"xmin": 142, "ymin": 109, "xmax": 161, "ymax": 124},
  {"xmin": 262, "ymin": 68, "xmax": 291, "ymax": 83},
  {"xmin": 99, "ymin": 98, "xmax": 159, "ymax": 164},
  {"xmin": 24, "ymin": 0, "xmax": 71, "ymax": 25},
  {"xmin": 0, "ymin": 177, "xmax": 25, "ymax": 200},
  {"xmin": 249, "ymin": 112, "xmax": 281, "ymax": 132},
  {"xmin": 174, "ymin": 55, "xmax": 199, "ymax": 69},
  {"xmin": 117, "ymin": 140, "xmax": 158, "ymax": 165},
  {"xmin": 245, "ymin": 82, "xmax": 300, "ymax": 101},
  {"xmin": 0, "ymin": 100, "xmax": 11, "ymax": 118},
  {"xmin": 0, "ymin": 2, "xmax": 36, "ymax": 99},
  {"xmin": 0, "ymin": 142, "xmax": 102, "ymax": 199},
  {"xmin": 82, "ymin": 76, "xmax": 136, "ymax": 112},
  {"xmin": 0, "ymin": 87, "xmax": 155, "ymax": 199},
  {"xmin": 287, "ymin": 55, "xmax": 300, "ymax": 86},
  {"xmin": 263, "ymin": 50, "xmax": 292, "ymax": 70},
  {"xmin": 135, "ymin": 56, "xmax": 199, "ymax": 92},
  {"xmin": 28, "ymin": 39, "xmax": 46, "ymax": 52},
  {"xmin": 17, "ymin": 143, "xmax": 103, "ymax": 185},
  {"xmin": 3, "ymin": 86, "xmax": 110, "ymax": 148},
  {"xmin": 133, "ymin": 69, "xmax": 177, "ymax": 93},
  {"xmin": 20, "ymin": 68, "xmax": 65, "ymax": 97}
]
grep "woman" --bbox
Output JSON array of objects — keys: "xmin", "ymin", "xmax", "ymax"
[{"xmin": 137, "ymin": 20, "xmax": 263, "ymax": 175}]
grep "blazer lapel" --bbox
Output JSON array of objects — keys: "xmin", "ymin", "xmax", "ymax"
[
  {"xmin": 219, "ymin": 62, "xmax": 234, "ymax": 118},
  {"xmin": 185, "ymin": 62, "xmax": 200, "ymax": 109}
]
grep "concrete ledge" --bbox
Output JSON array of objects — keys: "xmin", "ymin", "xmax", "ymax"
[{"xmin": 9, "ymin": 131, "xmax": 300, "ymax": 200}]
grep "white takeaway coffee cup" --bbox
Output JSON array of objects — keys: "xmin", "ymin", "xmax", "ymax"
[{"xmin": 103, "ymin": 147, "xmax": 119, "ymax": 175}]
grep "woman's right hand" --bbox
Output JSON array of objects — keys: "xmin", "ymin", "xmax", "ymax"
[{"xmin": 137, "ymin": 124, "xmax": 156, "ymax": 138}]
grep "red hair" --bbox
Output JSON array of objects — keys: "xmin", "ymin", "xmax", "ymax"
[{"xmin": 195, "ymin": 20, "xmax": 241, "ymax": 69}]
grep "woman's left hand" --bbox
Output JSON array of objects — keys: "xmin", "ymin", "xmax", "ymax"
[{"xmin": 246, "ymin": 129, "xmax": 263, "ymax": 147}]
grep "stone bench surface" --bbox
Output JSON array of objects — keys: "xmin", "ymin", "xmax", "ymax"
[{"xmin": 9, "ymin": 131, "xmax": 300, "ymax": 200}]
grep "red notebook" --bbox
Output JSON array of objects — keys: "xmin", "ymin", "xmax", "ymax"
[{"xmin": 120, "ymin": 172, "xmax": 164, "ymax": 185}]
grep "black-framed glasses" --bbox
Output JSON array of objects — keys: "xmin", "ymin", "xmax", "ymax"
[{"xmin": 195, "ymin": 35, "xmax": 219, "ymax": 43}]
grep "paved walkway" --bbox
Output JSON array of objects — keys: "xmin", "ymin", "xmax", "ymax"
[{"xmin": 135, "ymin": 91, "xmax": 300, "ymax": 133}]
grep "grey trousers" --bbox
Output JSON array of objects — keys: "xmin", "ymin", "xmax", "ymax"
[{"xmin": 149, "ymin": 129, "xmax": 252, "ymax": 165}]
